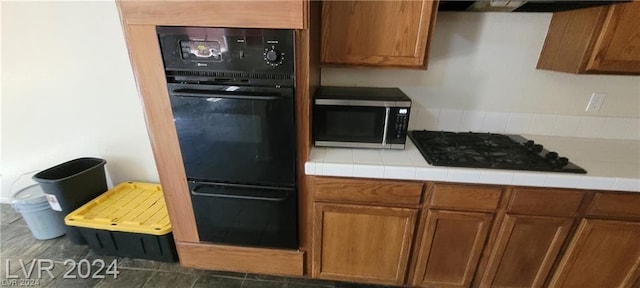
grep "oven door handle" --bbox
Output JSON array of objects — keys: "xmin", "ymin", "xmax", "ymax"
[
  {"xmin": 171, "ymin": 89, "xmax": 279, "ymax": 101},
  {"xmin": 190, "ymin": 184, "xmax": 290, "ymax": 202},
  {"xmin": 191, "ymin": 191, "xmax": 288, "ymax": 202}
]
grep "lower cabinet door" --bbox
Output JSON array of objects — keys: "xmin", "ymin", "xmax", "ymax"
[
  {"xmin": 549, "ymin": 219, "xmax": 640, "ymax": 288},
  {"xmin": 412, "ymin": 209, "xmax": 493, "ymax": 288},
  {"xmin": 312, "ymin": 203, "xmax": 418, "ymax": 285},
  {"xmin": 479, "ymin": 214, "xmax": 573, "ymax": 288}
]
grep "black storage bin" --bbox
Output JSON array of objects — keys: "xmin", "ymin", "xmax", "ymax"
[
  {"xmin": 33, "ymin": 157, "xmax": 107, "ymax": 244},
  {"xmin": 77, "ymin": 228, "xmax": 178, "ymax": 262}
]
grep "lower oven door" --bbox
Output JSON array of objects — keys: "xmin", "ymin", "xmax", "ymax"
[
  {"xmin": 314, "ymin": 104, "xmax": 388, "ymax": 148},
  {"xmin": 189, "ymin": 181, "xmax": 298, "ymax": 249},
  {"xmin": 168, "ymin": 83, "xmax": 295, "ymax": 187}
]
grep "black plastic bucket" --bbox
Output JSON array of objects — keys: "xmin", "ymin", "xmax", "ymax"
[{"xmin": 33, "ymin": 158, "xmax": 107, "ymax": 244}]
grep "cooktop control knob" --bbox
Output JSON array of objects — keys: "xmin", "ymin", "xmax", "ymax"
[
  {"xmin": 556, "ymin": 157, "xmax": 569, "ymax": 168},
  {"xmin": 533, "ymin": 144, "xmax": 543, "ymax": 153},
  {"xmin": 545, "ymin": 151, "xmax": 559, "ymax": 160},
  {"xmin": 264, "ymin": 48, "xmax": 284, "ymax": 67}
]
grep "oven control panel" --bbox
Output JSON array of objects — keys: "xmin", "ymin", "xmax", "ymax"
[{"xmin": 157, "ymin": 27, "xmax": 294, "ymax": 74}]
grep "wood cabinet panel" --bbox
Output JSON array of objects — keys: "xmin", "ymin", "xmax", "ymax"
[
  {"xmin": 312, "ymin": 203, "xmax": 417, "ymax": 285},
  {"xmin": 536, "ymin": 6, "xmax": 608, "ymax": 73},
  {"xmin": 587, "ymin": 192, "xmax": 640, "ymax": 219},
  {"xmin": 480, "ymin": 214, "xmax": 573, "ymax": 288},
  {"xmin": 549, "ymin": 219, "xmax": 640, "ymax": 288},
  {"xmin": 118, "ymin": 24, "xmax": 198, "ymax": 242},
  {"xmin": 412, "ymin": 210, "xmax": 493, "ymax": 287},
  {"xmin": 118, "ymin": 0, "xmax": 306, "ymax": 29},
  {"xmin": 508, "ymin": 188, "xmax": 584, "ymax": 217},
  {"xmin": 177, "ymin": 241, "xmax": 304, "ymax": 276},
  {"xmin": 321, "ymin": 0, "xmax": 437, "ymax": 67},
  {"xmin": 537, "ymin": 1, "xmax": 640, "ymax": 74},
  {"xmin": 314, "ymin": 177, "xmax": 423, "ymax": 207},
  {"xmin": 296, "ymin": 1, "xmax": 321, "ymax": 274},
  {"xmin": 586, "ymin": 2, "xmax": 640, "ymax": 72},
  {"xmin": 429, "ymin": 183, "xmax": 503, "ymax": 212}
]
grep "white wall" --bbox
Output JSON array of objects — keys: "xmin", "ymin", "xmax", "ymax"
[
  {"xmin": 0, "ymin": 0, "xmax": 3, "ymax": 199},
  {"xmin": 322, "ymin": 12, "xmax": 640, "ymax": 118},
  {"xmin": 1, "ymin": 1, "xmax": 158, "ymax": 202},
  {"xmin": 2, "ymin": 4, "xmax": 639, "ymax": 201}
]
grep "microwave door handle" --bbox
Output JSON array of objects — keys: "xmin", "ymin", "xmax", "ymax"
[
  {"xmin": 171, "ymin": 89, "xmax": 279, "ymax": 101},
  {"xmin": 382, "ymin": 107, "xmax": 390, "ymax": 146}
]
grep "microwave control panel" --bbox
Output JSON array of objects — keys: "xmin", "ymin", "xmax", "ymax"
[{"xmin": 389, "ymin": 107, "xmax": 411, "ymax": 144}]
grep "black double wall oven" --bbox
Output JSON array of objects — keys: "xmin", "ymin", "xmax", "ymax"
[{"xmin": 157, "ymin": 27, "xmax": 297, "ymax": 249}]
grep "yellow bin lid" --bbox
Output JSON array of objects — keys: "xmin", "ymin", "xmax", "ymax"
[{"xmin": 65, "ymin": 182, "xmax": 171, "ymax": 235}]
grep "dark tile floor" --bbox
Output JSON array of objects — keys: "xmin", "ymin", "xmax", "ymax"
[{"xmin": 0, "ymin": 204, "xmax": 394, "ymax": 288}]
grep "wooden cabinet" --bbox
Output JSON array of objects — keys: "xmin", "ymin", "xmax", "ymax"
[
  {"xmin": 479, "ymin": 188, "xmax": 583, "ymax": 288},
  {"xmin": 411, "ymin": 183, "xmax": 503, "ymax": 288},
  {"xmin": 412, "ymin": 210, "xmax": 493, "ymax": 287},
  {"xmin": 537, "ymin": 1, "xmax": 640, "ymax": 74},
  {"xmin": 548, "ymin": 192, "xmax": 640, "ymax": 288},
  {"xmin": 480, "ymin": 215, "xmax": 573, "ymax": 288},
  {"xmin": 311, "ymin": 177, "xmax": 640, "ymax": 288},
  {"xmin": 312, "ymin": 203, "xmax": 417, "ymax": 285},
  {"xmin": 321, "ymin": 0, "xmax": 438, "ymax": 67},
  {"xmin": 548, "ymin": 219, "xmax": 640, "ymax": 288},
  {"xmin": 118, "ymin": 0, "xmax": 317, "ymax": 276},
  {"xmin": 311, "ymin": 177, "xmax": 423, "ymax": 285}
]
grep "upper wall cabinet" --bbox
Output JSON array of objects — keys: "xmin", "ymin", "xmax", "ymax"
[
  {"xmin": 321, "ymin": 0, "xmax": 438, "ymax": 68},
  {"xmin": 537, "ymin": 1, "xmax": 640, "ymax": 75}
]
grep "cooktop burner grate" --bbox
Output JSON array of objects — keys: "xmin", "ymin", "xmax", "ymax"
[{"xmin": 408, "ymin": 130, "xmax": 587, "ymax": 174}]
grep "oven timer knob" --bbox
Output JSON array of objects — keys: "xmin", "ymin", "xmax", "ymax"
[{"xmin": 264, "ymin": 49, "xmax": 284, "ymax": 67}]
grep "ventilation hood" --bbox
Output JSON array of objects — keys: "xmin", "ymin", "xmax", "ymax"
[{"xmin": 438, "ymin": 0, "xmax": 630, "ymax": 12}]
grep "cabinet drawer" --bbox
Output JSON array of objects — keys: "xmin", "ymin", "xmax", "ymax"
[
  {"xmin": 587, "ymin": 192, "xmax": 640, "ymax": 219},
  {"xmin": 508, "ymin": 188, "xmax": 584, "ymax": 217},
  {"xmin": 314, "ymin": 177, "xmax": 423, "ymax": 207},
  {"xmin": 429, "ymin": 183, "xmax": 503, "ymax": 211}
]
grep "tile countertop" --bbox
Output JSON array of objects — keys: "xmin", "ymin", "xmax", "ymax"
[{"xmin": 304, "ymin": 135, "xmax": 640, "ymax": 192}]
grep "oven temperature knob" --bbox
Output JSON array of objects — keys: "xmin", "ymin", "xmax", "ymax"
[{"xmin": 264, "ymin": 49, "xmax": 284, "ymax": 67}]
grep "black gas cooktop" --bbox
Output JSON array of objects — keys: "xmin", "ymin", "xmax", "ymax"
[{"xmin": 408, "ymin": 130, "xmax": 587, "ymax": 174}]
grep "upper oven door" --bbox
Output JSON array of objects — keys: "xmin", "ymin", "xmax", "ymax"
[
  {"xmin": 314, "ymin": 104, "xmax": 387, "ymax": 147},
  {"xmin": 168, "ymin": 83, "xmax": 295, "ymax": 187}
]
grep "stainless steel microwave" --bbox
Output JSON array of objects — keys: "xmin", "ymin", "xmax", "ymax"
[{"xmin": 313, "ymin": 86, "xmax": 411, "ymax": 149}]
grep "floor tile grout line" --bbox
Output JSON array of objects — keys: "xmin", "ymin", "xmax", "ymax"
[
  {"xmin": 140, "ymin": 270, "xmax": 156, "ymax": 288},
  {"xmin": 189, "ymin": 272, "xmax": 200, "ymax": 288},
  {"xmin": 200, "ymin": 273, "xmax": 246, "ymax": 280}
]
